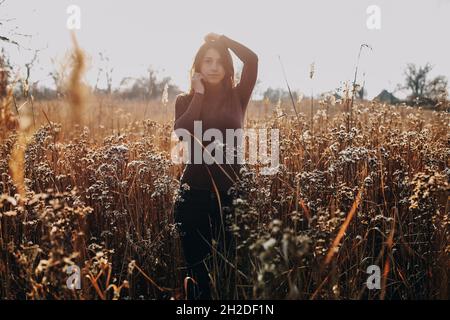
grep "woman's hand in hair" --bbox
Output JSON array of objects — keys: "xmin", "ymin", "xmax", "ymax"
[
  {"xmin": 191, "ymin": 72, "xmax": 205, "ymax": 94},
  {"xmin": 204, "ymin": 32, "xmax": 222, "ymax": 42}
]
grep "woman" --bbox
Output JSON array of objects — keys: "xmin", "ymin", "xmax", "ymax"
[{"xmin": 173, "ymin": 32, "xmax": 258, "ymax": 300}]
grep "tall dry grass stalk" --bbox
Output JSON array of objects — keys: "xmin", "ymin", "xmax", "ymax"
[
  {"xmin": 0, "ymin": 54, "xmax": 32, "ymax": 202},
  {"xmin": 0, "ymin": 56, "xmax": 19, "ymax": 140},
  {"xmin": 66, "ymin": 32, "xmax": 89, "ymax": 128}
]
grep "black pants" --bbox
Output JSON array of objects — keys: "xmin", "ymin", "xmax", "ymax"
[{"xmin": 174, "ymin": 187, "xmax": 236, "ymax": 300}]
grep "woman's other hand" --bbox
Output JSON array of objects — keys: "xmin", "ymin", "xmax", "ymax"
[{"xmin": 204, "ymin": 32, "xmax": 222, "ymax": 42}]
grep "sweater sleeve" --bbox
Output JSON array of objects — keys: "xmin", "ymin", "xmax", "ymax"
[
  {"xmin": 219, "ymin": 35, "xmax": 258, "ymax": 111},
  {"xmin": 174, "ymin": 93, "xmax": 205, "ymax": 136}
]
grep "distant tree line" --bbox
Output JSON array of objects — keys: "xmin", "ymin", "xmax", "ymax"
[{"xmin": 263, "ymin": 63, "xmax": 448, "ymax": 108}]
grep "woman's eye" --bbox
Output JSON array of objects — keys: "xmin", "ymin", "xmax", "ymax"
[{"xmin": 205, "ymin": 59, "xmax": 221, "ymax": 65}]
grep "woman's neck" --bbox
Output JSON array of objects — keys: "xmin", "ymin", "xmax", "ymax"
[{"xmin": 204, "ymin": 81, "xmax": 225, "ymax": 97}]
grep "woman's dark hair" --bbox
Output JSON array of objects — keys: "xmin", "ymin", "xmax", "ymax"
[{"xmin": 188, "ymin": 40, "xmax": 235, "ymax": 96}]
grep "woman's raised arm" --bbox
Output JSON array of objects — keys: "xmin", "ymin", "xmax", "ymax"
[{"xmin": 219, "ymin": 35, "xmax": 258, "ymax": 110}]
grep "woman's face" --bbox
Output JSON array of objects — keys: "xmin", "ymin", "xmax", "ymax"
[{"xmin": 199, "ymin": 48, "xmax": 226, "ymax": 85}]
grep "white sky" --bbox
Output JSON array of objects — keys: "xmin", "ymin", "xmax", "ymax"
[{"xmin": 1, "ymin": 0, "xmax": 450, "ymax": 99}]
